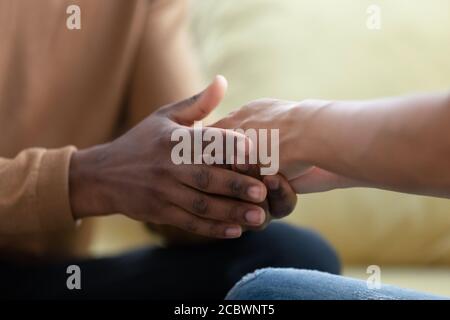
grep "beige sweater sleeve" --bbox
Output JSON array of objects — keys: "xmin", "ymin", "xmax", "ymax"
[{"xmin": 0, "ymin": 146, "xmax": 77, "ymax": 236}]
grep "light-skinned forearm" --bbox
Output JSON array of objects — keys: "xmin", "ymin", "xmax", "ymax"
[{"xmin": 297, "ymin": 92, "xmax": 450, "ymax": 197}]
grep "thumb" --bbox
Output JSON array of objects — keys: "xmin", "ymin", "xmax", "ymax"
[{"xmin": 167, "ymin": 75, "xmax": 228, "ymax": 126}]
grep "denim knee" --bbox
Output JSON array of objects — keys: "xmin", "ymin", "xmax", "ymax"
[
  {"xmin": 226, "ymin": 268, "xmax": 315, "ymax": 300},
  {"xmin": 226, "ymin": 268, "xmax": 448, "ymax": 300}
]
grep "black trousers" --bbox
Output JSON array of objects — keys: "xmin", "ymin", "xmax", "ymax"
[{"xmin": 1, "ymin": 222, "xmax": 340, "ymax": 300}]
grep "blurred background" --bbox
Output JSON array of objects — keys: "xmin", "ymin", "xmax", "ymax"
[{"xmin": 90, "ymin": 0, "xmax": 450, "ymax": 295}]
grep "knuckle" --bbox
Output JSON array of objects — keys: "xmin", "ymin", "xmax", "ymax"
[
  {"xmin": 241, "ymin": 103, "xmax": 251, "ymax": 111},
  {"xmin": 248, "ymin": 98, "xmax": 271, "ymax": 107},
  {"xmin": 192, "ymin": 196, "xmax": 209, "ymax": 216},
  {"xmin": 228, "ymin": 205, "xmax": 241, "ymax": 222},
  {"xmin": 183, "ymin": 217, "xmax": 199, "ymax": 233},
  {"xmin": 228, "ymin": 179, "xmax": 243, "ymax": 196},
  {"xmin": 186, "ymin": 93, "xmax": 201, "ymax": 106},
  {"xmin": 192, "ymin": 167, "xmax": 211, "ymax": 190}
]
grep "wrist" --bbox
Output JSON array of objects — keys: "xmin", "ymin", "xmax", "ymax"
[
  {"xmin": 294, "ymin": 99, "xmax": 335, "ymax": 164},
  {"xmin": 69, "ymin": 143, "xmax": 114, "ymax": 220}
]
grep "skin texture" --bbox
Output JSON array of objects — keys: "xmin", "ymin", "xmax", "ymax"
[
  {"xmin": 214, "ymin": 92, "xmax": 450, "ymax": 198},
  {"xmin": 69, "ymin": 77, "xmax": 297, "ymax": 240}
]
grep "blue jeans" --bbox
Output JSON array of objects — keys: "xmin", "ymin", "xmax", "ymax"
[{"xmin": 226, "ymin": 268, "xmax": 448, "ymax": 300}]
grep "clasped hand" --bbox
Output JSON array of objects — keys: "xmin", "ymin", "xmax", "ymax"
[{"xmin": 70, "ymin": 76, "xmax": 297, "ymax": 240}]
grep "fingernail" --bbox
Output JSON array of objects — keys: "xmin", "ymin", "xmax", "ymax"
[
  {"xmin": 266, "ymin": 177, "xmax": 280, "ymax": 191},
  {"xmin": 247, "ymin": 186, "xmax": 263, "ymax": 201},
  {"xmin": 225, "ymin": 226, "xmax": 242, "ymax": 238},
  {"xmin": 245, "ymin": 209, "xmax": 265, "ymax": 225}
]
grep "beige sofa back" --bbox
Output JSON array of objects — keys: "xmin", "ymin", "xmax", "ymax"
[{"xmin": 191, "ymin": 0, "xmax": 450, "ymax": 265}]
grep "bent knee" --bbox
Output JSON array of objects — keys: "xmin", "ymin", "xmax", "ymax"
[
  {"xmin": 226, "ymin": 268, "xmax": 446, "ymax": 300},
  {"xmin": 226, "ymin": 268, "xmax": 325, "ymax": 300}
]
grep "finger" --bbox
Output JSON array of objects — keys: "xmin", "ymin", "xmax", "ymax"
[
  {"xmin": 263, "ymin": 174, "xmax": 298, "ymax": 219},
  {"xmin": 167, "ymin": 75, "xmax": 228, "ymax": 126},
  {"xmin": 173, "ymin": 127, "xmax": 251, "ymax": 167},
  {"xmin": 211, "ymin": 116, "xmax": 234, "ymax": 131},
  {"xmin": 211, "ymin": 108, "xmax": 243, "ymax": 130},
  {"xmin": 176, "ymin": 165, "xmax": 267, "ymax": 203},
  {"xmin": 233, "ymin": 165, "xmax": 275, "ymax": 231},
  {"xmin": 199, "ymin": 127, "xmax": 252, "ymax": 165},
  {"xmin": 166, "ymin": 206, "xmax": 242, "ymax": 239},
  {"xmin": 232, "ymin": 163, "xmax": 274, "ymax": 230},
  {"xmin": 171, "ymin": 184, "xmax": 266, "ymax": 227},
  {"xmin": 245, "ymin": 199, "xmax": 272, "ymax": 231},
  {"xmin": 233, "ymin": 163, "xmax": 261, "ymax": 179}
]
